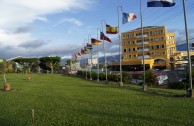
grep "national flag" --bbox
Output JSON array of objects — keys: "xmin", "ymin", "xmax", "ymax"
[
  {"xmin": 84, "ymin": 46, "xmax": 89, "ymax": 51},
  {"xmin": 100, "ymin": 32, "xmax": 111, "ymax": 42},
  {"xmin": 106, "ymin": 24, "xmax": 118, "ymax": 34},
  {"xmin": 87, "ymin": 43, "xmax": 93, "ymax": 50},
  {"xmin": 91, "ymin": 38, "xmax": 102, "ymax": 45},
  {"xmin": 122, "ymin": 13, "xmax": 137, "ymax": 24},
  {"xmin": 77, "ymin": 52, "xmax": 81, "ymax": 56},
  {"xmin": 81, "ymin": 48, "xmax": 88, "ymax": 54},
  {"xmin": 147, "ymin": 0, "xmax": 175, "ymax": 7}
]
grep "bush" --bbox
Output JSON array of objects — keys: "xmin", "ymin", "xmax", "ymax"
[
  {"xmin": 168, "ymin": 82, "xmax": 186, "ymax": 90},
  {"xmin": 108, "ymin": 74, "xmax": 119, "ymax": 82},
  {"xmin": 99, "ymin": 73, "xmax": 106, "ymax": 80},
  {"xmin": 91, "ymin": 72, "xmax": 97, "ymax": 80},
  {"xmin": 122, "ymin": 72, "xmax": 132, "ymax": 84}
]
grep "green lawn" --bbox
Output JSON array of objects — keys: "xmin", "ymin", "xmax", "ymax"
[{"xmin": 0, "ymin": 73, "xmax": 194, "ymax": 126}]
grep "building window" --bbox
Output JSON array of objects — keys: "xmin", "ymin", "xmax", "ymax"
[
  {"xmin": 150, "ymin": 31, "xmax": 153, "ymax": 35},
  {"xmin": 161, "ymin": 44, "xmax": 165, "ymax": 48},
  {"xmin": 156, "ymin": 45, "xmax": 160, "ymax": 49},
  {"xmin": 150, "ymin": 38, "xmax": 154, "ymax": 42},
  {"xmin": 131, "ymin": 34, "xmax": 134, "ymax": 38},
  {"xmin": 160, "ymin": 37, "xmax": 164, "ymax": 40},
  {"xmin": 156, "ymin": 52, "xmax": 160, "ymax": 55},
  {"xmin": 151, "ymin": 46, "xmax": 154, "ymax": 50},
  {"xmin": 155, "ymin": 31, "xmax": 158, "ymax": 35},
  {"xmin": 159, "ymin": 30, "xmax": 164, "ymax": 34},
  {"xmin": 132, "ymin": 41, "xmax": 135, "ymax": 44},
  {"xmin": 162, "ymin": 52, "xmax": 166, "ymax": 55},
  {"xmin": 133, "ymin": 48, "xmax": 136, "ymax": 51},
  {"xmin": 127, "ymin": 35, "xmax": 130, "ymax": 38},
  {"xmin": 123, "ymin": 49, "xmax": 126, "ymax": 52},
  {"xmin": 128, "ymin": 41, "xmax": 130, "ymax": 44},
  {"xmin": 129, "ymin": 55, "xmax": 131, "ymax": 58},
  {"xmin": 155, "ymin": 38, "xmax": 159, "ymax": 41},
  {"xmin": 128, "ymin": 48, "xmax": 131, "ymax": 52},
  {"xmin": 123, "ymin": 42, "xmax": 126, "ymax": 45},
  {"xmin": 134, "ymin": 54, "xmax": 136, "ymax": 57}
]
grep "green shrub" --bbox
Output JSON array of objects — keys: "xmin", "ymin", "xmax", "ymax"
[
  {"xmin": 91, "ymin": 72, "xmax": 97, "ymax": 80},
  {"xmin": 168, "ymin": 82, "xmax": 186, "ymax": 90},
  {"xmin": 122, "ymin": 72, "xmax": 132, "ymax": 84},
  {"xmin": 108, "ymin": 74, "xmax": 119, "ymax": 82},
  {"xmin": 99, "ymin": 73, "xmax": 106, "ymax": 80}
]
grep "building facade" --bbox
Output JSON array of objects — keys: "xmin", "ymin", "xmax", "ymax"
[{"xmin": 121, "ymin": 26, "xmax": 176, "ymax": 70}]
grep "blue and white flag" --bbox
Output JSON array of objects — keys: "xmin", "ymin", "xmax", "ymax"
[{"xmin": 147, "ymin": 0, "xmax": 175, "ymax": 7}]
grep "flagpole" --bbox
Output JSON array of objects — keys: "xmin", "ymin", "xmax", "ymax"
[
  {"xmin": 88, "ymin": 34, "xmax": 92, "ymax": 80},
  {"xmin": 84, "ymin": 40, "xmax": 88, "ymax": 80},
  {"xmin": 182, "ymin": 0, "xmax": 193, "ymax": 97},
  {"xmin": 101, "ymin": 20, "xmax": 108, "ymax": 82},
  {"xmin": 140, "ymin": 0, "xmax": 147, "ymax": 91},
  {"xmin": 117, "ymin": 6, "xmax": 123, "ymax": 86},
  {"xmin": 97, "ymin": 28, "xmax": 101, "ymax": 82}
]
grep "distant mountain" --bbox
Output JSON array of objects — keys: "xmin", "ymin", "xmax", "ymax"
[
  {"xmin": 60, "ymin": 58, "xmax": 70, "ymax": 66},
  {"xmin": 176, "ymin": 43, "xmax": 187, "ymax": 51}
]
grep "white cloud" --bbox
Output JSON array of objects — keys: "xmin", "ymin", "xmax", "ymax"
[
  {"xmin": 0, "ymin": 0, "xmax": 94, "ymax": 59},
  {"xmin": 54, "ymin": 18, "xmax": 83, "ymax": 27},
  {"xmin": 0, "ymin": 0, "xmax": 92, "ymax": 29}
]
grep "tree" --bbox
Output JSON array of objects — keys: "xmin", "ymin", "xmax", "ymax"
[
  {"xmin": 39, "ymin": 56, "xmax": 61, "ymax": 74},
  {"xmin": 13, "ymin": 58, "xmax": 38, "ymax": 73},
  {"xmin": 0, "ymin": 59, "xmax": 7, "ymax": 83}
]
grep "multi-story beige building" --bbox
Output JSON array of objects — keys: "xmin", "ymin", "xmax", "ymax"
[{"xmin": 120, "ymin": 26, "xmax": 176, "ymax": 70}]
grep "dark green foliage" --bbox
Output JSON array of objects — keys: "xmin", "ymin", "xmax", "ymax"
[
  {"xmin": 145, "ymin": 70, "xmax": 155, "ymax": 86},
  {"xmin": 99, "ymin": 73, "xmax": 106, "ymax": 80},
  {"xmin": 122, "ymin": 72, "xmax": 132, "ymax": 84},
  {"xmin": 168, "ymin": 82, "xmax": 186, "ymax": 90},
  {"xmin": 91, "ymin": 72, "xmax": 97, "ymax": 80},
  {"xmin": 39, "ymin": 56, "xmax": 61, "ymax": 73},
  {"xmin": 0, "ymin": 60, "xmax": 6, "ymax": 73},
  {"xmin": 108, "ymin": 74, "xmax": 119, "ymax": 82}
]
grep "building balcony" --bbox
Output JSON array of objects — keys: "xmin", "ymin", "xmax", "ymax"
[
  {"xmin": 137, "ymin": 48, "xmax": 149, "ymax": 52},
  {"xmin": 136, "ymin": 34, "xmax": 148, "ymax": 38},
  {"xmin": 138, "ymin": 55, "xmax": 150, "ymax": 59},
  {"xmin": 136, "ymin": 41, "xmax": 149, "ymax": 45}
]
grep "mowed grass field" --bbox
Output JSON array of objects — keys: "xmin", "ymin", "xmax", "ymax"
[{"xmin": 0, "ymin": 74, "xmax": 194, "ymax": 126}]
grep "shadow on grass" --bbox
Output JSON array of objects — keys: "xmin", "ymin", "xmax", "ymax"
[
  {"xmin": 0, "ymin": 118, "xmax": 21, "ymax": 126},
  {"xmin": 123, "ymin": 86, "xmax": 186, "ymax": 98},
  {"xmin": 76, "ymin": 107, "xmax": 187, "ymax": 126},
  {"xmin": 0, "ymin": 89, "xmax": 16, "ymax": 92}
]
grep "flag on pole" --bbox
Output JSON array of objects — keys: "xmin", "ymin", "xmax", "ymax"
[
  {"xmin": 106, "ymin": 24, "xmax": 118, "ymax": 34},
  {"xmin": 81, "ymin": 48, "xmax": 88, "ymax": 54},
  {"xmin": 91, "ymin": 38, "xmax": 102, "ymax": 45},
  {"xmin": 87, "ymin": 43, "xmax": 93, "ymax": 49},
  {"xmin": 122, "ymin": 13, "xmax": 137, "ymax": 24},
  {"xmin": 100, "ymin": 32, "xmax": 111, "ymax": 42},
  {"xmin": 147, "ymin": 0, "xmax": 175, "ymax": 7}
]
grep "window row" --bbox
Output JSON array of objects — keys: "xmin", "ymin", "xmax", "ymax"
[
  {"xmin": 122, "ymin": 29, "xmax": 164, "ymax": 39},
  {"xmin": 122, "ymin": 37, "xmax": 165, "ymax": 45},
  {"xmin": 123, "ymin": 44, "xmax": 166, "ymax": 52},
  {"xmin": 124, "ymin": 51, "xmax": 166, "ymax": 58}
]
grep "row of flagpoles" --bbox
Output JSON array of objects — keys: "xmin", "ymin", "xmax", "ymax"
[
  {"xmin": 71, "ymin": 6, "xmax": 137, "ymax": 84},
  {"xmin": 70, "ymin": 0, "xmax": 192, "ymax": 97}
]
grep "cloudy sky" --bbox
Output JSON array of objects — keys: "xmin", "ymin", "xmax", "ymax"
[{"xmin": 0, "ymin": 0, "xmax": 193, "ymax": 59}]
